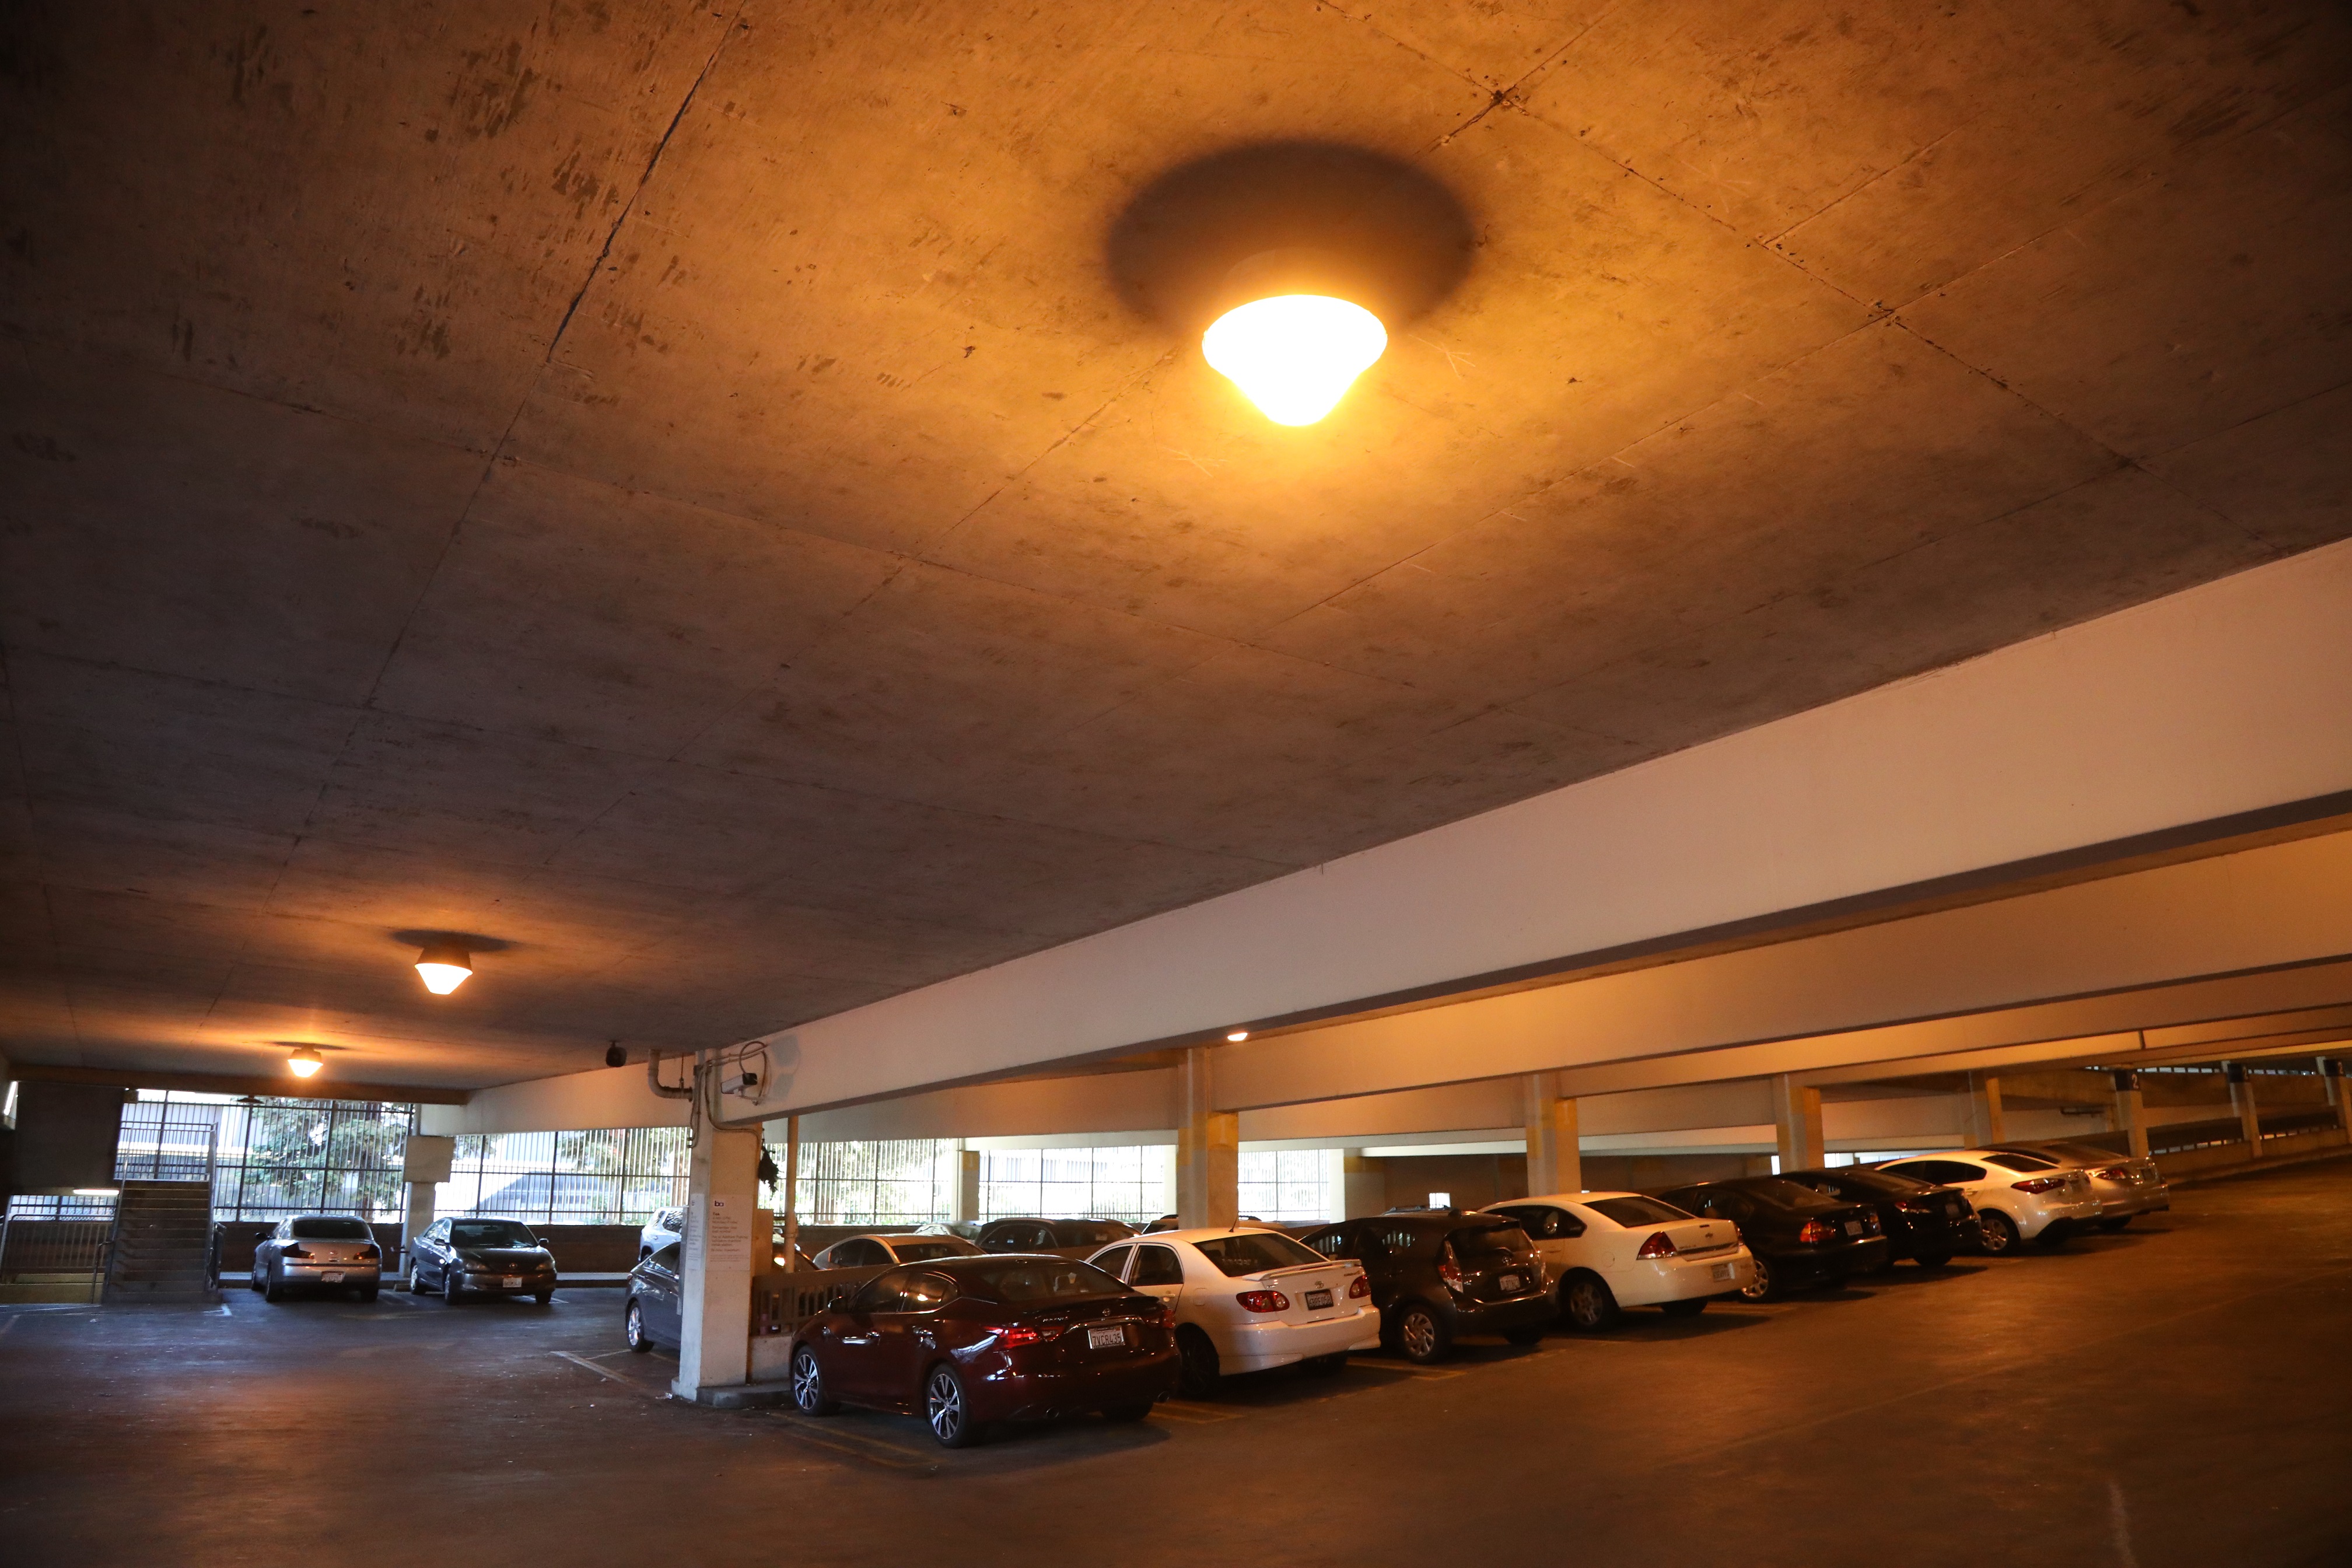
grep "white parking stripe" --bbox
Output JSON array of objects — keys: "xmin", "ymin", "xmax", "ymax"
[{"xmin": 549, "ymin": 1350, "xmax": 663, "ymax": 1395}]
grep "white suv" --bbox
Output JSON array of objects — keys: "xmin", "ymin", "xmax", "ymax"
[
  {"xmin": 1875, "ymin": 1151, "xmax": 2099, "ymax": 1253},
  {"xmin": 638, "ymin": 1207, "xmax": 683, "ymax": 1261}
]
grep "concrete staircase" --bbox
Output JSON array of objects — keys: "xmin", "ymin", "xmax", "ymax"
[{"xmin": 104, "ymin": 1181, "xmax": 216, "ymax": 1303}]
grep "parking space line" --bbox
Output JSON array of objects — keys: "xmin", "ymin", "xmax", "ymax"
[
  {"xmin": 1152, "ymin": 1399, "xmax": 1245, "ymax": 1424},
  {"xmin": 550, "ymin": 1350, "xmax": 667, "ymax": 1398},
  {"xmin": 762, "ymin": 1413, "xmax": 933, "ymax": 1470}
]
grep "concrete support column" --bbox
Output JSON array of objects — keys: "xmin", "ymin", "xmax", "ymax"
[
  {"xmin": 1772, "ymin": 1076, "xmax": 1826, "ymax": 1172},
  {"xmin": 674, "ymin": 1063, "xmax": 764, "ymax": 1405},
  {"xmin": 1342, "ymin": 1152, "xmax": 1386, "ymax": 1219},
  {"xmin": 1175, "ymin": 1046, "xmax": 1239, "ymax": 1228},
  {"xmin": 1522, "ymin": 1072, "xmax": 1582, "ymax": 1195},
  {"xmin": 398, "ymin": 1133, "xmax": 455, "ymax": 1266},
  {"xmin": 2111, "ymin": 1070, "xmax": 2150, "ymax": 1160},
  {"xmin": 1967, "ymin": 1072, "xmax": 2007, "ymax": 1147},
  {"xmin": 2227, "ymin": 1062, "xmax": 2263, "ymax": 1156},
  {"xmin": 953, "ymin": 1142, "xmax": 982, "ymax": 1224}
]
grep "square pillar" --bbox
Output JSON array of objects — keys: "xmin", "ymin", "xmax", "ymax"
[
  {"xmin": 399, "ymin": 1134, "xmax": 455, "ymax": 1265},
  {"xmin": 1175, "ymin": 1046, "xmax": 1239, "ymax": 1228},
  {"xmin": 1523, "ymin": 1072, "xmax": 1581, "ymax": 1195},
  {"xmin": 674, "ymin": 1066, "xmax": 768, "ymax": 1405},
  {"xmin": 953, "ymin": 1143, "xmax": 981, "ymax": 1224},
  {"xmin": 2227, "ymin": 1063, "xmax": 2262, "ymax": 1156},
  {"xmin": 1967, "ymin": 1073, "xmax": 2007, "ymax": 1147},
  {"xmin": 1342, "ymin": 1152, "xmax": 1386, "ymax": 1219},
  {"xmin": 2323, "ymin": 1059, "xmax": 2349, "ymax": 1135},
  {"xmin": 2111, "ymin": 1070, "xmax": 2150, "ymax": 1160},
  {"xmin": 1772, "ymin": 1076, "xmax": 1826, "ymax": 1172}
]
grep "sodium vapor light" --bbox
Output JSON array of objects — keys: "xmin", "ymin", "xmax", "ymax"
[
  {"xmin": 415, "ymin": 939, "xmax": 474, "ymax": 995},
  {"xmin": 286, "ymin": 1047, "xmax": 324, "ymax": 1079},
  {"xmin": 1202, "ymin": 294, "xmax": 1387, "ymax": 426}
]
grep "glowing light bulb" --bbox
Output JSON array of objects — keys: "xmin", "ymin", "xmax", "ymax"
[
  {"xmin": 1226, "ymin": 1030, "xmax": 1250, "ymax": 1042},
  {"xmin": 415, "ymin": 939, "xmax": 474, "ymax": 995},
  {"xmin": 287, "ymin": 1048, "xmax": 323, "ymax": 1079},
  {"xmin": 1202, "ymin": 295, "xmax": 1387, "ymax": 425}
]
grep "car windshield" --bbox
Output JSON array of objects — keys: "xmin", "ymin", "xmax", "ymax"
[
  {"xmin": 288, "ymin": 1217, "xmax": 373, "ymax": 1240},
  {"xmin": 450, "ymin": 1220, "xmax": 538, "ymax": 1248},
  {"xmin": 1051, "ymin": 1221, "xmax": 1136, "ymax": 1245},
  {"xmin": 954, "ymin": 1258, "xmax": 1128, "ymax": 1303},
  {"xmin": 892, "ymin": 1240, "xmax": 972, "ymax": 1262},
  {"xmin": 1191, "ymin": 1231, "xmax": 1326, "ymax": 1276},
  {"xmin": 1450, "ymin": 1224, "xmax": 1534, "ymax": 1256},
  {"xmin": 1586, "ymin": 1196, "xmax": 1692, "ymax": 1227}
]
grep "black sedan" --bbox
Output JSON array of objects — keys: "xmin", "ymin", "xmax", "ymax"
[
  {"xmin": 406, "ymin": 1216, "xmax": 559, "ymax": 1304},
  {"xmin": 1651, "ymin": 1178, "xmax": 1889, "ymax": 1300},
  {"xmin": 1779, "ymin": 1166, "xmax": 1977, "ymax": 1268}
]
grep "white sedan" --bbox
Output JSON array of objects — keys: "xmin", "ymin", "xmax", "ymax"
[
  {"xmin": 1874, "ymin": 1151, "xmax": 2101, "ymax": 1253},
  {"xmin": 1482, "ymin": 1192, "xmax": 1755, "ymax": 1331},
  {"xmin": 1088, "ymin": 1227, "xmax": 1380, "ymax": 1393}
]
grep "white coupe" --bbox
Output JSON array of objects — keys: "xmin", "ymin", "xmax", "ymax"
[
  {"xmin": 1482, "ymin": 1192, "xmax": 1755, "ymax": 1331},
  {"xmin": 1874, "ymin": 1151, "xmax": 2099, "ymax": 1253},
  {"xmin": 1088, "ymin": 1227, "xmax": 1380, "ymax": 1393}
]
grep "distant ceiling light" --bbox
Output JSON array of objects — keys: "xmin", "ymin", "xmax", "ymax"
[
  {"xmin": 1199, "ymin": 249, "xmax": 1388, "ymax": 426},
  {"xmin": 415, "ymin": 940, "xmax": 473, "ymax": 996},
  {"xmin": 74, "ymin": 1188, "xmax": 120, "ymax": 1198},
  {"xmin": 605, "ymin": 1041, "xmax": 628, "ymax": 1069},
  {"xmin": 1226, "ymin": 1030, "xmax": 1250, "ymax": 1042},
  {"xmin": 287, "ymin": 1047, "xmax": 324, "ymax": 1079}
]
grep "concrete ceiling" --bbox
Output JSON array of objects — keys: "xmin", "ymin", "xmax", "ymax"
[{"xmin": 2, "ymin": 0, "xmax": 2347, "ymax": 1091}]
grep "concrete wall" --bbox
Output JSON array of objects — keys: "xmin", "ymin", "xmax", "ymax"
[{"xmin": 12, "ymin": 1082, "xmax": 125, "ymax": 1192}]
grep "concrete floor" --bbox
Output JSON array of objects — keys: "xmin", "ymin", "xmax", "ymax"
[{"xmin": 6, "ymin": 1161, "xmax": 2350, "ymax": 1567}]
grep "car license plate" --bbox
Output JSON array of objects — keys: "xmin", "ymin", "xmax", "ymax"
[
  {"xmin": 321, "ymin": 1271, "xmax": 344, "ymax": 1283},
  {"xmin": 1499, "ymin": 1274, "xmax": 1521, "ymax": 1293},
  {"xmin": 1843, "ymin": 1221, "xmax": 1862, "ymax": 1237},
  {"xmin": 499, "ymin": 1276, "xmax": 522, "ymax": 1288},
  {"xmin": 1087, "ymin": 1325, "xmax": 1126, "ymax": 1350},
  {"xmin": 1710, "ymin": 1261, "xmax": 1734, "ymax": 1281}
]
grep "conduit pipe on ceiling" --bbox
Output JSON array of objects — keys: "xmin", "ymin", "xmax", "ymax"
[{"xmin": 648, "ymin": 1049, "xmax": 694, "ymax": 1100}]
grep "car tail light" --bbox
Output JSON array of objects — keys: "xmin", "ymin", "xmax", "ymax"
[
  {"xmin": 1436, "ymin": 1248, "xmax": 1467, "ymax": 1290},
  {"xmin": 282, "ymin": 1245, "xmax": 312, "ymax": 1259},
  {"xmin": 2010, "ymin": 1177, "xmax": 2064, "ymax": 1194},
  {"xmin": 1861, "ymin": 1212, "xmax": 1882, "ymax": 1236},
  {"xmin": 1235, "ymin": 1290, "xmax": 1291, "ymax": 1314},
  {"xmin": 1796, "ymin": 1220, "xmax": 1833, "ymax": 1244},
  {"xmin": 984, "ymin": 1324, "xmax": 1052, "ymax": 1347},
  {"xmin": 1634, "ymin": 1232, "xmax": 1677, "ymax": 1260},
  {"xmin": 1347, "ymin": 1273, "xmax": 1371, "ymax": 1299},
  {"xmin": 1157, "ymin": 1301, "xmax": 1177, "ymax": 1328}
]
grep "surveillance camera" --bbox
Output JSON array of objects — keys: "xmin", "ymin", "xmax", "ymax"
[
  {"xmin": 604, "ymin": 1042, "xmax": 627, "ymax": 1068},
  {"xmin": 722, "ymin": 1069, "xmax": 763, "ymax": 1101}
]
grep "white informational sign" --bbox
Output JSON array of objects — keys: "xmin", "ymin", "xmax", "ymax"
[{"xmin": 704, "ymin": 1194, "xmax": 752, "ymax": 1271}]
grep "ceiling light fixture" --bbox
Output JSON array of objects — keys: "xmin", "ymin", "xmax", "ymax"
[
  {"xmin": 415, "ymin": 939, "xmax": 474, "ymax": 996},
  {"xmin": 287, "ymin": 1047, "xmax": 324, "ymax": 1079},
  {"xmin": 1226, "ymin": 1030, "xmax": 1250, "ymax": 1042},
  {"xmin": 1201, "ymin": 249, "xmax": 1387, "ymax": 426}
]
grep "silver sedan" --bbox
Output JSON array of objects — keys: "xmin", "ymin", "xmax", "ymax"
[
  {"xmin": 251, "ymin": 1214, "xmax": 384, "ymax": 1301},
  {"xmin": 1989, "ymin": 1140, "xmax": 2170, "ymax": 1228}
]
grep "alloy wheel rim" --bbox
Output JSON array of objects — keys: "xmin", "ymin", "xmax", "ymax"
[
  {"xmin": 1742, "ymin": 1261, "xmax": 1770, "ymax": 1300},
  {"xmin": 1402, "ymin": 1312, "xmax": 1436, "ymax": 1357},
  {"xmin": 928, "ymin": 1371, "xmax": 961, "ymax": 1438},
  {"xmin": 627, "ymin": 1306, "xmax": 642, "ymax": 1346},
  {"xmin": 1570, "ymin": 1283, "xmax": 1600, "ymax": 1326},
  {"xmin": 793, "ymin": 1352, "xmax": 820, "ymax": 1409}
]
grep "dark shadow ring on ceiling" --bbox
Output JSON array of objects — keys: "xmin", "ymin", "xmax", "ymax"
[
  {"xmin": 390, "ymin": 928, "xmax": 515, "ymax": 955},
  {"xmin": 1106, "ymin": 141, "xmax": 1476, "ymax": 333}
]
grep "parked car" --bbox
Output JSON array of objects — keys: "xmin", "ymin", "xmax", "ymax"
[
  {"xmin": 625, "ymin": 1241, "xmax": 684, "ymax": 1353},
  {"xmin": 1294, "ymin": 1210, "xmax": 1552, "ymax": 1362},
  {"xmin": 1871, "ymin": 1150, "xmax": 2100, "ymax": 1254},
  {"xmin": 788, "ymin": 1255, "xmax": 1179, "ymax": 1448},
  {"xmin": 251, "ymin": 1214, "xmax": 383, "ymax": 1302},
  {"xmin": 974, "ymin": 1217, "xmax": 1137, "ymax": 1254},
  {"xmin": 1777, "ymin": 1167, "xmax": 1977, "ymax": 1268},
  {"xmin": 1481, "ymin": 1192, "xmax": 1754, "ymax": 1330},
  {"xmin": 1139, "ymin": 1213, "xmax": 1263, "ymax": 1233},
  {"xmin": 639, "ymin": 1206, "xmax": 684, "ymax": 1261},
  {"xmin": 811, "ymin": 1233, "xmax": 985, "ymax": 1269},
  {"xmin": 1985, "ymin": 1140, "xmax": 2170, "ymax": 1230},
  {"xmin": 1650, "ymin": 1178, "xmax": 1889, "ymax": 1300},
  {"xmin": 1086, "ymin": 1227, "xmax": 1378, "ymax": 1392},
  {"xmin": 406, "ymin": 1216, "xmax": 559, "ymax": 1304}
]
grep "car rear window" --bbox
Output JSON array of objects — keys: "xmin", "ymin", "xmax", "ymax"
[
  {"xmin": 1984, "ymin": 1153, "xmax": 2057, "ymax": 1172},
  {"xmin": 1450, "ymin": 1224, "xmax": 1534, "ymax": 1256},
  {"xmin": 1585, "ymin": 1196, "xmax": 1692, "ymax": 1227},
  {"xmin": 289, "ymin": 1217, "xmax": 373, "ymax": 1240},
  {"xmin": 1744, "ymin": 1179, "xmax": 1840, "ymax": 1210},
  {"xmin": 954, "ymin": 1258, "xmax": 1129, "ymax": 1302},
  {"xmin": 1192, "ymin": 1231, "xmax": 1326, "ymax": 1276},
  {"xmin": 892, "ymin": 1240, "xmax": 970, "ymax": 1262},
  {"xmin": 1051, "ymin": 1221, "xmax": 1136, "ymax": 1246}
]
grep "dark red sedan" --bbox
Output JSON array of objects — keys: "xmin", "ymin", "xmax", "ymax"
[{"xmin": 788, "ymin": 1255, "xmax": 1179, "ymax": 1447}]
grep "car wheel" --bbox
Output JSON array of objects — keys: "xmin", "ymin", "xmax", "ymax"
[
  {"xmin": 1301, "ymin": 1352, "xmax": 1349, "ymax": 1375},
  {"xmin": 1101, "ymin": 1402, "xmax": 1154, "ymax": 1423},
  {"xmin": 1977, "ymin": 1210, "xmax": 2021, "ymax": 1255},
  {"xmin": 1659, "ymin": 1297, "xmax": 1706, "ymax": 1318},
  {"xmin": 1392, "ymin": 1302, "xmax": 1450, "ymax": 1364},
  {"xmin": 1738, "ymin": 1255, "xmax": 1777, "ymax": 1301},
  {"xmin": 1561, "ymin": 1273, "xmax": 1620, "ymax": 1332},
  {"xmin": 1177, "ymin": 1326, "xmax": 1222, "ymax": 1396},
  {"xmin": 790, "ymin": 1345, "xmax": 837, "ymax": 1415},
  {"xmin": 262, "ymin": 1266, "xmax": 283, "ymax": 1303},
  {"xmin": 2096, "ymin": 1216, "xmax": 2132, "ymax": 1233},
  {"xmin": 625, "ymin": 1302, "xmax": 654, "ymax": 1353},
  {"xmin": 247, "ymin": 1262, "xmax": 263, "ymax": 1294},
  {"xmin": 925, "ymin": 1364, "xmax": 983, "ymax": 1448},
  {"xmin": 1912, "ymin": 1251, "xmax": 1952, "ymax": 1269}
]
